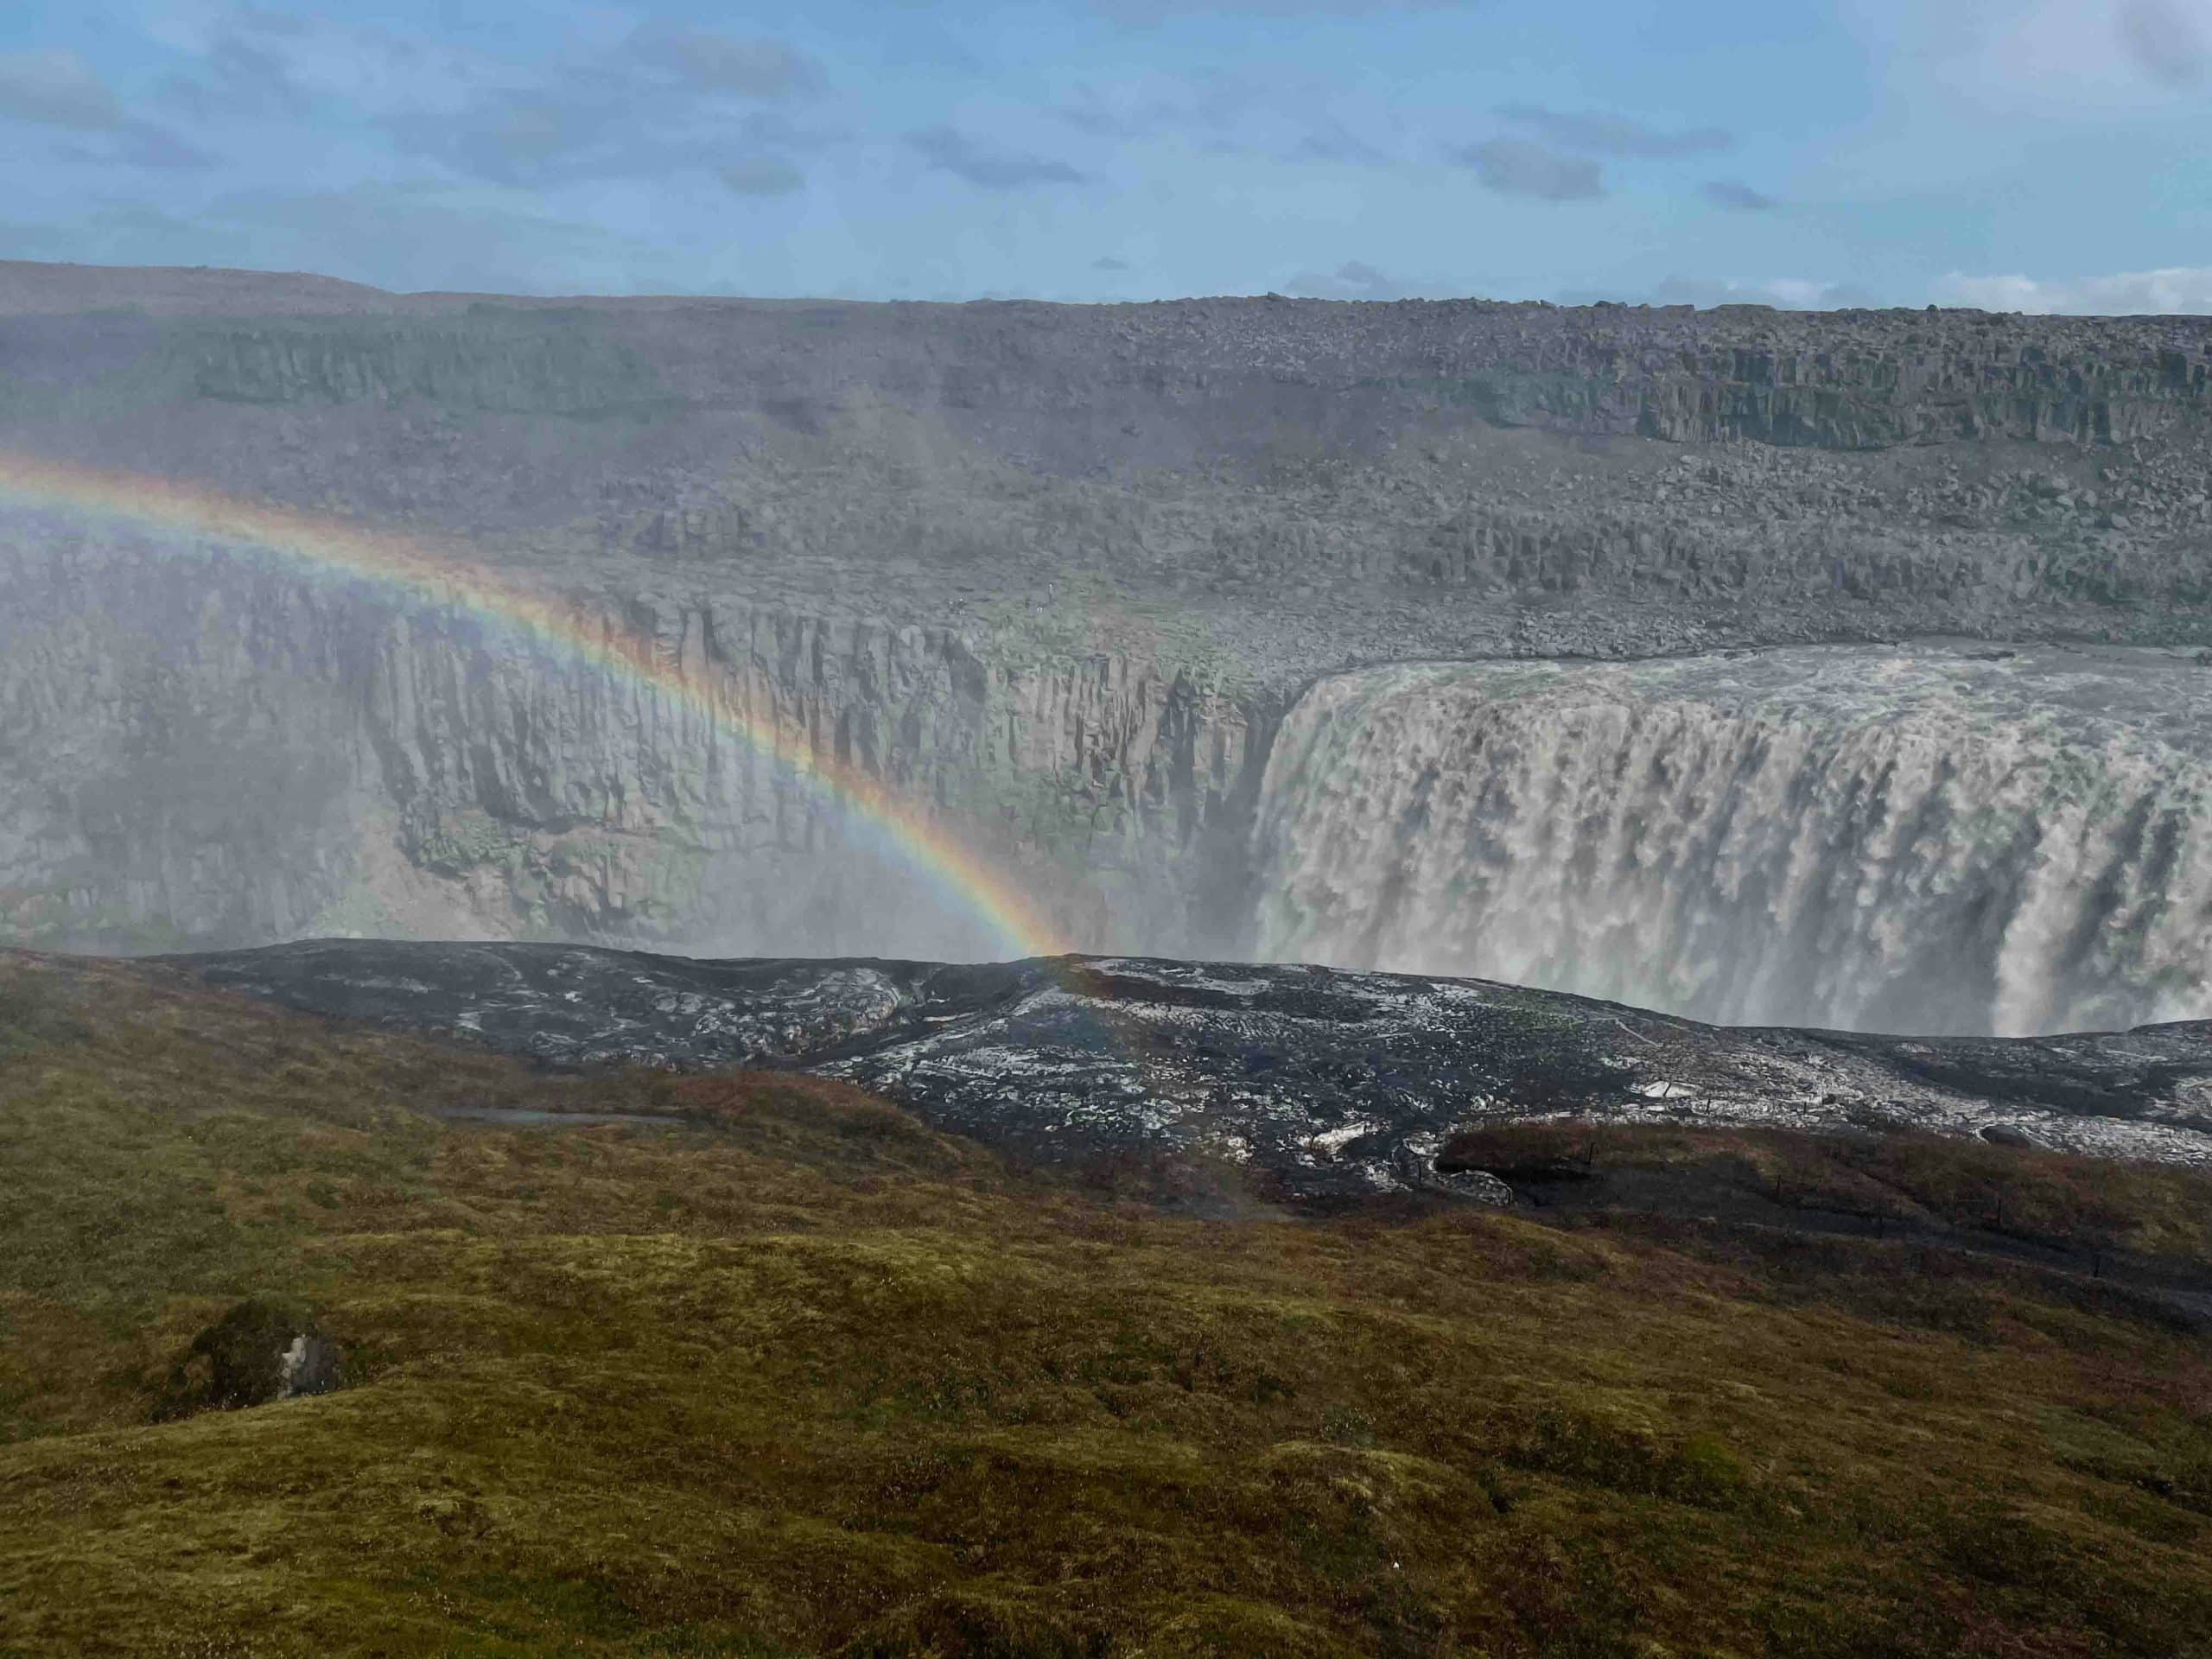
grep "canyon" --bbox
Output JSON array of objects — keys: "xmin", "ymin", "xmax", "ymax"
[{"xmin": 7, "ymin": 260, "xmax": 2212, "ymax": 1036}]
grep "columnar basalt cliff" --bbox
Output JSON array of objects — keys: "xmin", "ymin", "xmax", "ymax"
[
  {"xmin": 5, "ymin": 261, "xmax": 2212, "ymax": 1008},
  {"xmin": 0, "ymin": 530, "xmax": 1271, "ymax": 958}
]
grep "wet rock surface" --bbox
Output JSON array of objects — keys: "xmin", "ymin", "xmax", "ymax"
[{"xmin": 177, "ymin": 940, "xmax": 2212, "ymax": 1204}]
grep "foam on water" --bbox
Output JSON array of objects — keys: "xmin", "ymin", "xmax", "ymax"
[{"xmin": 1249, "ymin": 645, "xmax": 2212, "ymax": 1035}]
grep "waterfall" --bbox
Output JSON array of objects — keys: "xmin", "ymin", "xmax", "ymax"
[{"xmin": 1249, "ymin": 646, "xmax": 2212, "ymax": 1035}]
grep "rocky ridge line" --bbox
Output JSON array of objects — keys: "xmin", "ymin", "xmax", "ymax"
[{"xmin": 171, "ymin": 940, "xmax": 2212, "ymax": 1208}]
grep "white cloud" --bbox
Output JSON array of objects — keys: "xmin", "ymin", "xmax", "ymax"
[
  {"xmin": 1980, "ymin": 0, "xmax": 2209, "ymax": 96},
  {"xmin": 149, "ymin": 7, "xmax": 832, "ymax": 194},
  {"xmin": 0, "ymin": 48, "xmax": 124, "ymax": 130},
  {"xmin": 1558, "ymin": 276, "xmax": 1882, "ymax": 309},
  {"xmin": 1496, "ymin": 105, "xmax": 1731, "ymax": 159},
  {"xmin": 1843, "ymin": 0, "xmax": 2212, "ymax": 108},
  {"xmin": 1096, "ymin": 0, "xmax": 1478, "ymax": 17},
  {"xmin": 1054, "ymin": 69, "xmax": 1392, "ymax": 166},
  {"xmin": 58, "ymin": 120, "xmax": 216, "ymax": 172},
  {"xmin": 384, "ymin": 27, "xmax": 833, "ymax": 188},
  {"xmin": 1700, "ymin": 180, "xmax": 1778, "ymax": 212},
  {"xmin": 626, "ymin": 23, "xmax": 826, "ymax": 99},
  {"xmin": 153, "ymin": 8, "xmax": 503, "ymax": 121},
  {"xmin": 2120, "ymin": 0, "xmax": 2212, "ymax": 81},
  {"xmin": 1286, "ymin": 259, "xmax": 1452, "ymax": 299},
  {"xmin": 1452, "ymin": 137, "xmax": 1605, "ymax": 200},
  {"xmin": 910, "ymin": 125, "xmax": 1089, "ymax": 189},
  {"xmin": 1936, "ymin": 266, "xmax": 2212, "ymax": 313},
  {"xmin": 718, "ymin": 156, "xmax": 806, "ymax": 196}
]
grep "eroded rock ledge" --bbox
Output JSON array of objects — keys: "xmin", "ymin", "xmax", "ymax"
[{"xmin": 175, "ymin": 939, "xmax": 2212, "ymax": 1205}]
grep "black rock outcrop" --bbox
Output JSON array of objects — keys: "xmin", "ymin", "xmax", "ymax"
[{"xmin": 177, "ymin": 940, "xmax": 2212, "ymax": 1205}]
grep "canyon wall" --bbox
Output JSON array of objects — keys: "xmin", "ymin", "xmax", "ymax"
[
  {"xmin": 0, "ymin": 529, "xmax": 1269, "ymax": 958},
  {"xmin": 7, "ymin": 264, "xmax": 2212, "ymax": 1002}
]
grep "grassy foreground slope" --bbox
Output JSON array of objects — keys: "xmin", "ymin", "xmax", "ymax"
[{"xmin": 3, "ymin": 950, "xmax": 2212, "ymax": 1658}]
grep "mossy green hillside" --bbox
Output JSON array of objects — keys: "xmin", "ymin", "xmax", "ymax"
[{"xmin": 3, "ymin": 951, "xmax": 2211, "ymax": 1656}]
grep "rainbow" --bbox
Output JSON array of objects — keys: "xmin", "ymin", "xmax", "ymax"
[{"xmin": 0, "ymin": 452, "xmax": 1071, "ymax": 960}]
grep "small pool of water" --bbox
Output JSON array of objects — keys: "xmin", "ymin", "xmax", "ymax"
[{"xmin": 430, "ymin": 1105, "xmax": 684, "ymax": 1129}]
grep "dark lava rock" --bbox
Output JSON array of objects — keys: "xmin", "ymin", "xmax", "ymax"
[
  {"xmin": 153, "ymin": 1299, "xmax": 346, "ymax": 1420},
  {"xmin": 171, "ymin": 941, "xmax": 2212, "ymax": 1206}
]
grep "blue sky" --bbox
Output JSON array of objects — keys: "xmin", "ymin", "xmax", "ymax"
[{"xmin": 3, "ymin": 0, "xmax": 2209, "ymax": 309}]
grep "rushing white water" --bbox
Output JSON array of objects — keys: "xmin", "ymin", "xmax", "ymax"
[{"xmin": 1250, "ymin": 645, "xmax": 2212, "ymax": 1036}]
